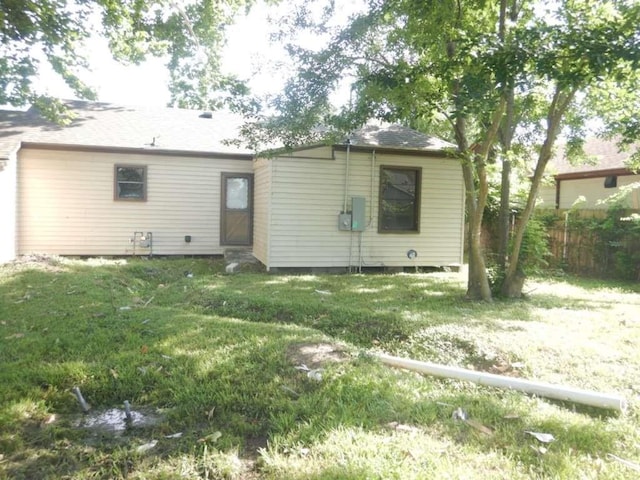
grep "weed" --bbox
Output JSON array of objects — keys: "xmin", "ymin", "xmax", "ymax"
[{"xmin": 0, "ymin": 257, "xmax": 638, "ymax": 479}]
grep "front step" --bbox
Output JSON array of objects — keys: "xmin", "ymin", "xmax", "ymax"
[{"xmin": 224, "ymin": 247, "xmax": 260, "ymax": 266}]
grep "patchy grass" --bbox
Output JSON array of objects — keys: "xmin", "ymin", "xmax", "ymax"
[{"xmin": 0, "ymin": 256, "xmax": 639, "ymax": 479}]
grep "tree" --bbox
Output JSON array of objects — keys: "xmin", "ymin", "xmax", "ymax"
[
  {"xmin": 0, "ymin": 0, "xmax": 255, "ymax": 120},
  {"xmin": 498, "ymin": 1, "xmax": 640, "ymax": 296},
  {"xmin": 244, "ymin": 0, "xmax": 640, "ymax": 300},
  {"xmin": 243, "ymin": 0, "xmax": 515, "ymax": 300}
]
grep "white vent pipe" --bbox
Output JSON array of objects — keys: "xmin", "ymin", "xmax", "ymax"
[{"xmin": 377, "ymin": 353, "xmax": 627, "ymax": 412}]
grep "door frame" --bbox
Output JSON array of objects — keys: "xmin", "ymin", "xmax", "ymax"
[{"xmin": 220, "ymin": 172, "xmax": 254, "ymax": 246}]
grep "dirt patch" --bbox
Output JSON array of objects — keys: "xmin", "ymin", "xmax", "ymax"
[
  {"xmin": 3, "ymin": 254, "xmax": 128, "ymax": 274},
  {"xmin": 286, "ymin": 342, "xmax": 350, "ymax": 369},
  {"xmin": 485, "ymin": 357, "xmax": 526, "ymax": 377},
  {"xmin": 232, "ymin": 435, "xmax": 268, "ymax": 479},
  {"xmin": 3, "ymin": 254, "xmax": 68, "ymax": 273}
]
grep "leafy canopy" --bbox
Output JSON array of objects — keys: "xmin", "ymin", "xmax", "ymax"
[
  {"xmin": 250, "ymin": 0, "xmax": 639, "ymax": 148},
  {"xmin": 0, "ymin": 0, "xmax": 255, "ymax": 120},
  {"xmin": 243, "ymin": 0, "xmax": 640, "ymax": 300}
]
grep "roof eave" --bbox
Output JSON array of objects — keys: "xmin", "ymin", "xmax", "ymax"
[
  {"xmin": 19, "ymin": 142, "xmax": 254, "ymax": 160},
  {"xmin": 555, "ymin": 167, "xmax": 634, "ymax": 180},
  {"xmin": 259, "ymin": 141, "xmax": 458, "ymax": 159},
  {"xmin": 333, "ymin": 144, "xmax": 458, "ymax": 158}
]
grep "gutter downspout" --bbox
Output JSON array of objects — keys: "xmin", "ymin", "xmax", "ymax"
[{"xmin": 377, "ymin": 353, "xmax": 626, "ymax": 412}]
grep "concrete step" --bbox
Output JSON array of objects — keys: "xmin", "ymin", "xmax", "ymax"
[{"xmin": 224, "ymin": 248, "xmax": 259, "ymax": 265}]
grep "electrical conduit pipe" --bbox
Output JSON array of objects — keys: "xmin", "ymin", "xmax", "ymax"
[{"xmin": 376, "ymin": 353, "xmax": 627, "ymax": 412}]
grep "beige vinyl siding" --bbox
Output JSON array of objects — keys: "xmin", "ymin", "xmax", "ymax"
[
  {"xmin": 252, "ymin": 157, "xmax": 271, "ymax": 265},
  {"xmin": 0, "ymin": 154, "xmax": 17, "ymax": 263},
  {"xmin": 277, "ymin": 146, "xmax": 334, "ymax": 159},
  {"xmin": 18, "ymin": 148, "xmax": 252, "ymax": 255},
  {"xmin": 264, "ymin": 149, "xmax": 464, "ymax": 268},
  {"xmin": 537, "ymin": 180, "xmax": 557, "ymax": 209},
  {"xmin": 557, "ymin": 174, "xmax": 640, "ymax": 209}
]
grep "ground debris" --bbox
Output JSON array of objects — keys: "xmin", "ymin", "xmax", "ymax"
[
  {"xmin": 281, "ymin": 386, "xmax": 299, "ymax": 397},
  {"xmin": 464, "ymin": 419, "xmax": 493, "ymax": 436},
  {"xmin": 530, "ymin": 445, "xmax": 548, "ymax": 455},
  {"xmin": 451, "ymin": 407, "xmax": 493, "ymax": 435},
  {"xmin": 525, "ymin": 431, "xmax": 555, "ymax": 443},
  {"xmin": 4, "ymin": 333, "xmax": 24, "ymax": 340},
  {"xmin": 606, "ymin": 453, "xmax": 640, "ymax": 472},
  {"xmin": 136, "ymin": 440, "xmax": 158, "ymax": 453},
  {"xmin": 386, "ymin": 421, "xmax": 421, "ymax": 433},
  {"xmin": 198, "ymin": 431, "xmax": 222, "ymax": 443},
  {"xmin": 295, "ymin": 364, "xmax": 323, "ymax": 381}
]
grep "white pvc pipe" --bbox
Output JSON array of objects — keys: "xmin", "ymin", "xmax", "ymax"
[
  {"xmin": 72, "ymin": 386, "xmax": 91, "ymax": 413},
  {"xmin": 376, "ymin": 353, "xmax": 627, "ymax": 412}
]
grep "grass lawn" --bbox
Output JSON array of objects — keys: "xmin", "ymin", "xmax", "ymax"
[{"xmin": 1, "ymin": 256, "xmax": 639, "ymax": 479}]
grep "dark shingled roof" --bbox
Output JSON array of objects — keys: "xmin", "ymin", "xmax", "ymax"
[
  {"xmin": 549, "ymin": 138, "xmax": 638, "ymax": 175},
  {"xmin": 349, "ymin": 123, "xmax": 454, "ymax": 151},
  {"xmin": 0, "ymin": 100, "xmax": 453, "ymax": 159},
  {"xmin": 0, "ymin": 101, "xmax": 251, "ymax": 158}
]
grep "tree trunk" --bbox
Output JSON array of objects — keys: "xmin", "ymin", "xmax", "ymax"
[
  {"xmin": 497, "ymin": 91, "xmax": 514, "ymax": 272},
  {"xmin": 496, "ymin": 0, "xmax": 519, "ymax": 272},
  {"xmin": 497, "ymin": 156, "xmax": 511, "ymax": 270},
  {"xmin": 462, "ymin": 158, "xmax": 492, "ymax": 301},
  {"xmin": 451, "ymin": 98, "xmax": 493, "ymax": 302},
  {"xmin": 447, "ymin": 19, "xmax": 505, "ymax": 302},
  {"xmin": 501, "ymin": 86, "xmax": 576, "ymax": 297}
]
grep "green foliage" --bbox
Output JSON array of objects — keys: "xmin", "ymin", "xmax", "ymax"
[
  {"xmin": 0, "ymin": 0, "xmax": 255, "ymax": 120},
  {"xmin": 1, "ymin": 257, "xmax": 639, "ymax": 478},
  {"xmin": 244, "ymin": 0, "xmax": 505, "ymax": 145},
  {"xmin": 247, "ymin": 0, "xmax": 639, "ymax": 147},
  {"xmin": 516, "ymin": 215, "xmax": 552, "ymax": 275},
  {"xmin": 542, "ymin": 195, "xmax": 640, "ymax": 280},
  {"xmin": 596, "ymin": 212, "xmax": 640, "ymax": 282},
  {"xmin": 243, "ymin": 0, "xmax": 640, "ymax": 301},
  {"xmin": 587, "ymin": 183, "xmax": 640, "ymax": 280}
]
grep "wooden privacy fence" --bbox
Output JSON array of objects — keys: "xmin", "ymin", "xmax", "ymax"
[
  {"xmin": 542, "ymin": 209, "xmax": 640, "ymax": 279},
  {"xmin": 480, "ymin": 209, "xmax": 640, "ymax": 280}
]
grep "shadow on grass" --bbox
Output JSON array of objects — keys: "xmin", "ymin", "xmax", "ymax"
[{"xmin": 0, "ymin": 260, "xmax": 634, "ymax": 479}]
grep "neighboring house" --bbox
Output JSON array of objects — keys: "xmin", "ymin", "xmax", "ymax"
[
  {"xmin": 0, "ymin": 101, "xmax": 465, "ymax": 270},
  {"xmin": 538, "ymin": 138, "xmax": 640, "ymax": 210},
  {"xmin": 0, "ymin": 136, "xmax": 18, "ymax": 264}
]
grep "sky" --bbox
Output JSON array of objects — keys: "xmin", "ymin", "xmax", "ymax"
[
  {"xmin": 34, "ymin": 1, "xmax": 288, "ymax": 108},
  {"xmin": 32, "ymin": 0, "xmax": 366, "ymax": 110}
]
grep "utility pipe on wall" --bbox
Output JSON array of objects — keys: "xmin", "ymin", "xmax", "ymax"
[
  {"xmin": 563, "ymin": 211, "xmax": 569, "ymax": 261},
  {"xmin": 343, "ymin": 140, "xmax": 351, "ymax": 213},
  {"xmin": 376, "ymin": 353, "xmax": 627, "ymax": 412},
  {"xmin": 356, "ymin": 149, "xmax": 376, "ymax": 272},
  {"xmin": 369, "ymin": 150, "xmax": 375, "ymax": 227}
]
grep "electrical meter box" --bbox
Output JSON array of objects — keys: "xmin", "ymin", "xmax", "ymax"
[
  {"xmin": 351, "ymin": 197, "xmax": 366, "ymax": 231},
  {"xmin": 338, "ymin": 212, "xmax": 352, "ymax": 231}
]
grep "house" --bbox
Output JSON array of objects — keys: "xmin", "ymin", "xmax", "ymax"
[
  {"xmin": 538, "ymin": 138, "xmax": 640, "ymax": 210},
  {"xmin": 0, "ymin": 101, "xmax": 465, "ymax": 270}
]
